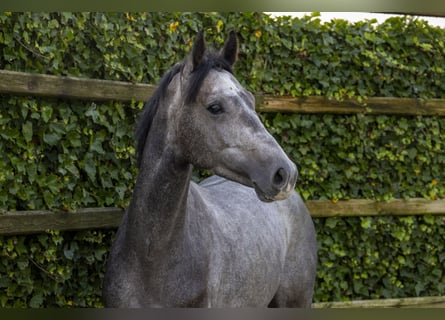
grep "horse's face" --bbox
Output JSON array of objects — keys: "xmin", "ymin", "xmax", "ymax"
[{"xmin": 176, "ymin": 32, "xmax": 297, "ymax": 202}]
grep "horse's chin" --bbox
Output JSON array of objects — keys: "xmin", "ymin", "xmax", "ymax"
[{"xmin": 253, "ymin": 183, "xmax": 292, "ymax": 203}]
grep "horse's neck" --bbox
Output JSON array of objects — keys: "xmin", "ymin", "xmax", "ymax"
[{"xmin": 126, "ymin": 118, "xmax": 192, "ymax": 252}]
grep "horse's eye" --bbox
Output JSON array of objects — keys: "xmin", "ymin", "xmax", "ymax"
[{"xmin": 207, "ymin": 103, "xmax": 224, "ymax": 115}]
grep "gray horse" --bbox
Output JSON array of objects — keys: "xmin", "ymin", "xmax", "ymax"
[{"xmin": 103, "ymin": 31, "xmax": 317, "ymax": 307}]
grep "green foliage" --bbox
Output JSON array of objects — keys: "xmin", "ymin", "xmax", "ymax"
[
  {"xmin": 1, "ymin": 12, "xmax": 445, "ymax": 306},
  {"xmin": 0, "ymin": 230, "xmax": 114, "ymax": 307},
  {"xmin": 314, "ymin": 215, "xmax": 445, "ymax": 302},
  {"xmin": 263, "ymin": 113, "xmax": 445, "ymax": 202},
  {"xmin": 1, "ymin": 12, "xmax": 443, "ymax": 98},
  {"xmin": 0, "ymin": 97, "xmax": 140, "ymax": 210}
]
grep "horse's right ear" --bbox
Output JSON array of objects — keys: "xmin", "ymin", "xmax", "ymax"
[
  {"xmin": 192, "ymin": 30, "xmax": 206, "ymax": 70},
  {"xmin": 221, "ymin": 30, "xmax": 238, "ymax": 67}
]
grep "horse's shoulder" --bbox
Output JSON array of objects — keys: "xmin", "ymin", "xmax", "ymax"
[{"xmin": 192, "ymin": 176, "xmax": 311, "ymax": 224}]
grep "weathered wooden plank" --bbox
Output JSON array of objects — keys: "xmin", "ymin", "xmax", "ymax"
[
  {"xmin": 0, "ymin": 207, "xmax": 124, "ymax": 236},
  {"xmin": 306, "ymin": 198, "xmax": 445, "ymax": 218},
  {"xmin": 259, "ymin": 95, "xmax": 445, "ymax": 116},
  {"xmin": 1, "ymin": 198, "xmax": 444, "ymax": 235},
  {"xmin": 0, "ymin": 70, "xmax": 155, "ymax": 102},
  {"xmin": 2, "ymin": 70, "xmax": 445, "ymax": 116},
  {"xmin": 313, "ymin": 295, "xmax": 445, "ymax": 308}
]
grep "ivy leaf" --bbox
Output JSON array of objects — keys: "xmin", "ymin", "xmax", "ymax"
[
  {"xmin": 65, "ymin": 163, "xmax": 80, "ymax": 178},
  {"xmin": 29, "ymin": 293, "xmax": 44, "ymax": 308},
  {"xmin": 43, "ymin": 132, "xmax": 61, "ymax": 146},
  {"xmin": 83, "ymin": 156, "xmax": 97, "ymax": 182},
  {"xmin": 360, "ymin": 217, "xmax": 372, "ymax": 229},
  {"xmin": 325, "ymin": 218, "xmax": 338, "ymax": 229},
  {"xmin": 63, "ymin": 241, "xmax": 78, "ymax": 260},
  {"xmin": 27, "ymin": 163, "xmax": 37, "ymax": 184},
  {"xmin": 90, "ymin": 134, "xmax": 105, "ymax": 155},
  {"xmin": 85, "ymin": 104, "xmax": 101, "ymax": 123},
  {"xmin": 41, "ymin": 106, "xmax": 53, "ymax": 123},
  {"xmin": 42, "ymin": 190, "xmax": 55, "ymax": 207},
  {"xmin": 22, "ymin": 121, "xmax": 33, "ymax": 143}
]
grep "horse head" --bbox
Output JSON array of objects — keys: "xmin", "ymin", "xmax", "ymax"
[
  {"xmin": 138, "ymin": 31, "xmax": 298, "ymax": 202},
  {"xmin": 176, "ymin": 31, "xmax": 298, "ymax": 202}
]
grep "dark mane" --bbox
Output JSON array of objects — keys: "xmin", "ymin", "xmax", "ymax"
[
  {"xmin": 135, "ymin": 52, "xmax": 233, "ymax": 167},
  {"xmin": 135, "ymin": 63, "xmax": 182, "ymax": 167}
]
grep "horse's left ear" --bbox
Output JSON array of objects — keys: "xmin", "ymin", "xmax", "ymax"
[
  {"xmin": 192, "ymin": 30, "xmax": 206, "ymax": 70},
  {"xmin": 221, "ymin": 31, "xmax": 238, "ymax": 66}
]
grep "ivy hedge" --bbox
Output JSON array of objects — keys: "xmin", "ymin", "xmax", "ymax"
[{"xmin": 1, "ymin": 12, "xmax": 445, "ymax": 307}]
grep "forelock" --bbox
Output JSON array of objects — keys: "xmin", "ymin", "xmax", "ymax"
[{"xmin": 184, "ymin": 51, "xmax": 233, "ymax": 105}]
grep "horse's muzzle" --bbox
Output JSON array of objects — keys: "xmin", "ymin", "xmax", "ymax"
[{"xmin": 253, "ymin": 162, "xmax": 298, "ymax": 202}]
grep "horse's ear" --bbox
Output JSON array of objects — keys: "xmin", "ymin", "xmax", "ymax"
[
  {"xmin": 192, "ymin": 30, "xmax": 206, "ymax": 69},
  {"xmin": 221, "ymin": 30, "xmax": 238, "ymax": 66}
]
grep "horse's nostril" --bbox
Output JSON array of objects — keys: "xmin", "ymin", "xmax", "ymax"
[{"xmin": 272, "ymin": 168, "xmax": 287, "ymax": 188}]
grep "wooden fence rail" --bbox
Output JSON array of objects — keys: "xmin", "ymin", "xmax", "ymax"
[
  {"xmin": 312, "ymin": 295, "xmax": 445, "ymax": 308},
  {"xmin": 0, "ymin": 70, "xmax": 156, "ymax": 102},
  {"xmin": 1, "ymin": 69, "xmax": 445, "ymax": 115},
  {"xmin": 1, "ymin": 198, "xmax": 445, "ymax": 236}
]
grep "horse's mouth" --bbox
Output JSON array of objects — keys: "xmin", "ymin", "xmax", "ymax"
[{"xmin": 253, "ymin": 182, "xmax": 291, "ymax": 203}]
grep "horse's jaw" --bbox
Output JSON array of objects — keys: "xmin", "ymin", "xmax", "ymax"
[{"xmin": 253, "ymin": 181, "xmax": 295, "ymax": 203}]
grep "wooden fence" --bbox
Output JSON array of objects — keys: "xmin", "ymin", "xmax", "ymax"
[
  {"xmin": 2, "ymin": 69, "xmax": 445, "ymax": 236},
  {"xmin": 2, "ymin": 69, "xmax": 445, "ymax": 307},
  {"xmin": 2, "ymin": 198, "xmax": 445, "ymax": 236}
]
